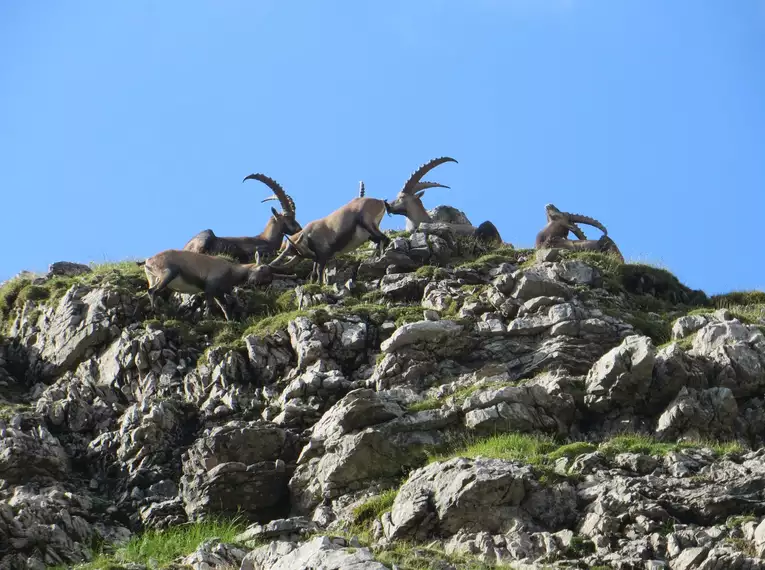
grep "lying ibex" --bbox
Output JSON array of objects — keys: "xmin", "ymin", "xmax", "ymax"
[
  {"xmin": 138, "ymin": 249, "xmax": 294, "ymax": 321},
  {"xmin": 269, "ymin": 157, "xmax": 458, "ymax": 284},
  {"xmin": 535, "ymin": 204, "xmax": 624, "ymax": 261},
  {"xmin": 183, "ymin": 173, "xmax": 302, "ymax": 263}
]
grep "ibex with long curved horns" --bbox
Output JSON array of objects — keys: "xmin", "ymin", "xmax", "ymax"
[
  {"xmin": 183, "ymin": 174, "xmax": 302, "ymax": 264},
  {"xmin": 535, "ymin": 203, "xmax": 624, "ymax": 262},
  {"xmin": 384, "ymin": 157, "xmax": 456, "ymax": 231},
  {"xmin": 137, "ymin": 249, "xmax": 294, "ymax": 321},
  {"xmin": 268, "ymin": 157, "xmax": 458, "ymax": 284}
]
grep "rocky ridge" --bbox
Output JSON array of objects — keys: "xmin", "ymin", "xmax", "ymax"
[{"xmin": 1, "ymin": 222, "xmax": 765, "ymax": 570}]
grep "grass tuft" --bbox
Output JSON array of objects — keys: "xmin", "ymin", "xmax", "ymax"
[
  {"xmin": 415, "ymin": 265, "xmax": 449, "ymax": 280},
  {"xmin": 374, "ymin": 542, "xmax": 516, "ymax": 570},
  {"xmin": 598, "ymin": 433, "xmax": 743, "ymax": 457},
  {"xmin": 63, "ymin": 518, "xmax": 248, "ymax": 569}
]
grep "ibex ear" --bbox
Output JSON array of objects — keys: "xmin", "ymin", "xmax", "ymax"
[
  {"xmin": 415, "ymin": 191, "xmax": 426, "ymax": 199},
  {"xmin": 271, "ymin": 207, "xmax": 280, "ymax": 218}
]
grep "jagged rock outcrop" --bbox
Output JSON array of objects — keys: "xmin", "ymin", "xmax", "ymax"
[{"xmin": 3, "ymin": 230, "xmax": 765, "ymax": 569}]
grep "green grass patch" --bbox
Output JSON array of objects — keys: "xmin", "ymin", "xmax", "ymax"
[
  {"xmin": 428, "ymin": 432, "xmax": 743, "ymax": 476},
  {"xmin": 2, "ymin": 261, "xmax": 148, "ymax": 327},
  {"xmin": 243, "ymin": 308, "xmax": 320, "ymax": 337},
  {"xmin": 347, "ymin": 489, "xmax": 399, "ymax": 542},
  {"xmin": 599, "ymin": 434, "xmax": 743, "ymax": 457},
  {"xmin": 415, "ymin": 265, "xmax": 449, "ymax": 280},
  {"xmin": 624, "ymin": 311, "xmax": 673, "ymax": 345},
  {"xmin": 428, "ymin": 432, "xmax": 559, "ymax": 466},
  {"xmin": 407, "ymin": 397, "xmax": 443, "ymax": 413},
  {"xmin": 0, "ymin": 276, "xmax": 33, "ymax": 321},
  {"xmin": 407, "ymin": 380, "xmax": 516, "ymax": 413},
  {"xmin": 660, "ymin": 333, "xmax": 696, "ymax": 352},
  {"xmin": 0, "ymin": 402, "xmax": 32, "ymax": 421},
  {"xmin": 63, "ymin": 517, "xmax": 248, "ymax": 569},
  {"xmin": 331, "ymin": 303, "xmax": 390, "ymax": 324},
  {"xmin": 725, "ymin": 514, "xmax": 757, "ymax": 529},
  {"xmin": 374, "ymin": 542, "xmax": 516, "ymax": 569},
  {"xmin": 456, "ymin": 253, "xmax": 515, "ymax": 271},
  {"xmin": 275, "ymin": 289, "xmax": 298, "ymax": 312},
  {"xmin": 725, "ymin": 537, "xmax": 758, "ymax": 557},
  {"xmin": 299, "ymin": 283, "xmax": 331, "ymax": 296},
  {"xmin": 390, "ymin": 306, "xmax": 425, "ymax": 327},
  {"xmin": 712, "ymin": 290, "xmax": 765, "ymax": 308}
]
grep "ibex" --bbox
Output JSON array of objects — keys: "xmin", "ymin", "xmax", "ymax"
[
  {"xmin": 138, "ymin": 249, "xmax": 294, "ymax": 321},
  {"xmin": 268, "ymin": 157, "xmax": 458, "ymax": 284},
  {"xmin": 535, "ymin": 203, "xmax": 624, "ymax": 262},
  {"xmin": 182, "ymin": 173, "xmax": 302, "ymax": 264},
  {"xmin": 384, "ymin": 157, "xmax": 456, "ymax": 231}
]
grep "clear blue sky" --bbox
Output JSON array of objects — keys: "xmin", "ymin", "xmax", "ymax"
[{"xmin": 2, "ymin": 1, "xmax": 764, "ymax": 295}]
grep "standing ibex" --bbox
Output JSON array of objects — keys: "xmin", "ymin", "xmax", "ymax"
[
  {"xmin": 271, "ymin": 157, "xmax": 457, "ymax": 283},
  {"xmin": 268, "ymin": 157, "xmax": 458, "ymax": 284},
  {"xmin": 535, "ymin": 203, "xmax": 624, "ymax": 262},
  {"xmin": 138, "ymin": 249, "xmax": 294, "ymax": 321},
  {"xmin": 183, "ymin": 173, "xmax": 302, "ymax": 264}
]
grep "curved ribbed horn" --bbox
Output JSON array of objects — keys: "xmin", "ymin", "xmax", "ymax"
[
  {"xmin": 243, "ymin": 173, "xmax": 296, "ymax": 215},
  {"xmin": 359, "ymin": 181, "xmax": 365, "ymax": 198},
  {"xmin": 414, "ymin": 181, "xmax": 450, "ymax": 192},
  {"xmin": 569, "ymin": 223, "xmax": 588, "ymax": 240},
  {"xmin": 401, "ymin": 157, "xmax": 458, "ymax": 195},
  {"xmin": 565, "ymin": 212, "xmax": 608, "ymax": 236}
]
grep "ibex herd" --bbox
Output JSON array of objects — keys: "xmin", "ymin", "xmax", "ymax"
[{"xmin": 139, "ymin": 156, "xmax": 624, "ymax": 320}]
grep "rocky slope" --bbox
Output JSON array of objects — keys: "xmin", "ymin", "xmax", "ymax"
[{"xmin": 2, "ymin": 222, "xmax": 765, "ymax": 570}]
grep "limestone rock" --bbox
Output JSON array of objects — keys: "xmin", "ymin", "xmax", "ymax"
[
  {"xmin": 585, "ymin": 335, "xmax": 656, "ymax": 412},
  {"xmin": 241, "ymin": 535, "xmax": 389, "ymax": 570},
  {"xmin": 180, "ymin": 421, "xmax": 295, "ymax": 521}
]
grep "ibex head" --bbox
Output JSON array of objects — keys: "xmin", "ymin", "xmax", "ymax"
[
  {"xmin": 246, "ymin": 264, "xmax": 276, "ymax": 286},
  {"xmin": 385, "ymin": 157, "xmax": 457, "ymax": 228},
  {"xmin": 243, "ymin": 173, "xmax": 303, "ymax": 235},
  {"xmin": 544, "ymin": 203, "xmax": 608, "ymax": 240}
]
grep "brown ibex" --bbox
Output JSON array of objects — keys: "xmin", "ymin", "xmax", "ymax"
[
  {"xmin": 269, "ymin": 157, "xmax": 458, "ymax": 284},
  {"xmin": 535, "ymin": 203, "xmax": 624, "ymax": 262},
  {"xmin": 183, "ymin": 173, "xmax": 302, "ymax": 264},
  {"xmin": 384, "ymin": 157, "xmax": 456, "ymax": 231},
  {"xmin": 138, "ymin": 249, "xmax": 294, "ymax": 321}
]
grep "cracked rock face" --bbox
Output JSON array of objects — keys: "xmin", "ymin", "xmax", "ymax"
[
  {"xmin": 382, "ymin": 457, "xmax": 577, "ymax": 541},
  {"xmin": 180, "ymin": 420, "xmax": 297, "ymax": 521},
  {"xmin": 4, "ymin": 232, "xmax": 765, "ymax": 569}
]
